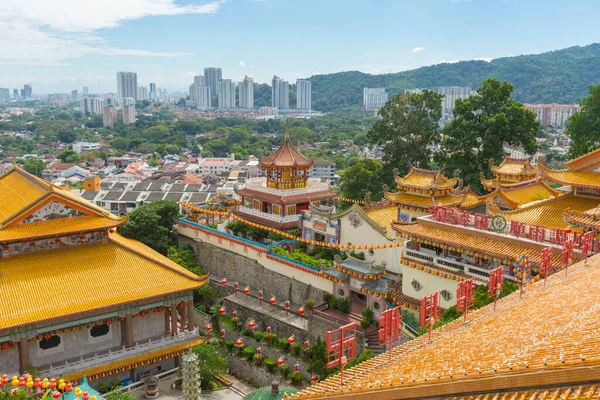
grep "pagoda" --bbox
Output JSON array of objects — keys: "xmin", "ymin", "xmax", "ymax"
[
  {"xmin": 0, "ymin": 166, "xmax": 208, "ymax": 380},
  {"xmin": 480, "ymin": 156, "xmax": 559, "ymax": 209},
  {"xmin": 235, "ymin": 128, "xmax": 335, "ymax": 229},
  {"xmin": 384, "ymin": 164, "xmax": 472, "ymax": 222}
]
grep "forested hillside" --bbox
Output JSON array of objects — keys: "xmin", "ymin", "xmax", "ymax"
[{"xmin": 308, "ymin": 44, "xmax": 600, "ymax": 112}]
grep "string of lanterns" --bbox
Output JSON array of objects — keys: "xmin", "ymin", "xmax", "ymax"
[
  {"xmin": 401, "ymin": 258, "xmax": 464, "ymax": 282},
  {"xmin": 333, "ymin": 197, "xmax": 389, "ymax": 206},
  {"xmin": 180, "ymin": 202, "xmax": 405, "ymax": 251}
]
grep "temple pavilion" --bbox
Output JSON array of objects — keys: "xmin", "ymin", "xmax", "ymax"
[
  {"xmin": 290, "ymin": 253, "xmax": 600, "ymax": 399},
  {"xmin": 384, "ymin": 164, "xmax": 479, "ymax": 222},
  {"xmin": 235, "ymin": 128, "xmax": 335, "ymax": 229},
  {"xmin": 480, "ymin": 156, "xmax": 560, "ymax": 209},
  {"xmin": 0, "ymin": 167, "xmax": 207, "ymax": 382}
]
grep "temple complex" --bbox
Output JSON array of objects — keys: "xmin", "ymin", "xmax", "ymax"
[
  {"xmin": 0, "ymin": 167, "xmax": 207, "ymax": 382},
  {"xmin": 290, "ymin": 253, "xmax": 600, "ymax": 399},
  {"xmin": 235, "ymin": 128, "xmax": 336, "ymax": 229}
]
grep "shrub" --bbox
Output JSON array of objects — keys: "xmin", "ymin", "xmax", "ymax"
[
  {"xmin": 241, "ymin": 328, "xmax": 250, "ymax": 337},
  {"xmin": 291, "ymin": 342, "xmax": 302, "ymax": 356},
  {"xmin": 264, "ymin": 358, "xmax": 276, "ymax": 372},
  {"xmin": 360, "ymin": 318, "xmax": 371, "ymax": 329},
  {"xmin": 225, "ymin": 340, "xmax": 235, "ymax": 352},
  {"xmin": 267, "ymin": 333, "xmax": 277, "ymax": 346},
  {"xmin": 278, "ymin": 338, "xmax": 290, "ymax": 352},
  {"xmin": 362, "ymin": 308, "xmax": 374, "ymax": 322},
  {"xmin": 323, "ymin": 293, "xmax": 333, "ymax": 303},
  {"xmin": 208, "ymin": 338, "xmax": 221, "ymax": 346},
  {"xmin": 328, "ymin": 297, "xmax": 350, "ymax": 314},
  {"xmin": 288, "ymin": 372, "xmax": 304, "ymax": 385},
  {"xmin": 243, "ymin": 346, "xmax": 256, "ymax": 361},
  {"xmin": 278, "ymin": 363, "xmax": 290, "ymax": 376},
  {"xmin": 253, "ymin": 331, "xmax": 264, "ymax": 342},
  {"xmin": 305, "ymin": 299, "xmax": 315, "ymax": 309},
  {"xmin": 252, "ymin": 353, "xmax": 261, "ymax": 365}
]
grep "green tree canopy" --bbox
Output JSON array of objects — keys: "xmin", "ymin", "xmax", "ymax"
[
  {"xmin": 435, "ymin": 78, "xmax": 539, "ymax": 190},
  {"xmin": 23, "ymin": 158, "xmax": 46, "ymax": 177},
  {"xmin": 367, "ymin": 89, "xmax": 443, "ymax": 178},
  {"xmin": 58, "ymin": 130, "xmax": 77, "ymax": 143},
  {"xmin": 119, "ymin": 200, "xmax": 180, "ymax": 254},
  {"xmin": 566, "ymin": 84, "xmax": 600, "ymax": 159},
  {"xmin": 57, "ymin": 149, "xmax": 81, "ymax": 163},
  {"xmin": 192, "ymin": 344, "xmax": 228, "ymax": 390},
  {"xmin": 340, "ymin": 158, "xmax": 384, "ymax": 201}
]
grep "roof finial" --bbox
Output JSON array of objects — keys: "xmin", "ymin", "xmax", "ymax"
[{"xmin": 285, "ymin": 121, "xmax": 290, "ymax": 141}]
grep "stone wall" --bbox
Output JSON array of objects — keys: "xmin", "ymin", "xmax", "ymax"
[{"xmin": 180, "ymin": 238, "xmax": 327, "ymax": 305}]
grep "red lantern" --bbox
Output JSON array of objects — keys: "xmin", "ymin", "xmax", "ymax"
[
  {"xmin": 248, "ymin": 320, "xmax": 255, "ymax": 329},
  {"xmin": 287, "ymin": 336, "xmax": 295, "ymax": 345},
  {"xmin": 54, "ymin": 239, "xmax": 61, "ymax": 244},
  {"xmin": 49, "ymin": 379, "xmax": 57, "ymax": 390},
  {"xmin": 65, "ymin": 383, "xmax": 73, "ymax": 393},
  {"xmin": 29, "ymin": 242, "xmax": 35, "ymax": 247},
  {"xmin": 82, "ymin": 391, "xmax": 89, "ymax": 400},
  {"xmin": 277, "ymin": 357, "xmax": 284, "ymax": 366},
  {"xmin": 298, "ymin": 307, "xmax": 305, "ymax": 316},
  {"xmin": 52, "ymin": 392, "xmax": 61, "ymax": 399},
  {"xmin": 243, "ymin": 287, "xmax": 250, "ymax": 300},
  {"xmin": 311, "ymin": 375, "xmax": 319, "ymax": 382},
  {"xmin": 235, "ymin": 338, "xmax": 243, "ymax": 347},
  {"xmin": 34, "ymin": 378, "xmax": 41, "ymax": 389},
  {"xmin": 219, "ymin": 307, "xmax": 226, "ymax": 315},
  {"xmin": 205, "ymin": 324, "xmax": 212, "ymax": 332},
  {"xmin": 79, "ymin": 236, "xmax": 85, "ymax": 240},
  {"xmin": 18, "ymin": 377, "xmax": 25, "ymax": 388},
  {"xmin": 221, "ymin": 278, "xmax": 227, "ymax": 285}
]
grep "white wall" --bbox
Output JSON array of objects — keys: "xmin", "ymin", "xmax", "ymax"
[{"xmin": 401, "ymin": 264, "xmax": 459, "ymax": 308}]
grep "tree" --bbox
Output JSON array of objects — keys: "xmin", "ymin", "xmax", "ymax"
[
  {"xmin": 192, "ymin": 344, "xmax": 228, "ymax": 390},
  {"xmin": 119, "ymin": 200, "xmax": 180, "ymax": 254},
  {"xmin": 23, "ymin": 158, "xmax": 46, "ymax": 177},
  {"xmin": 436, "ymin": 78, "xmax": 539, "ymax": 190},
  {"xmin": 58, "ymin": 130, "xmax": 77, "ymax": 143},
  {"xmin": 566, "ymin": 84, "xmax": 600, "ymax": 158},
  {"xmin": 368, "ymin": 90, "xmax": 443, "ymax": 179},
  {"xmin": 57, "ymin": 149, "xmax": 81, "ymax": 163},
  {"xmin": 340, "ymin": 158, "xmax": 384, "ymax": 201}
]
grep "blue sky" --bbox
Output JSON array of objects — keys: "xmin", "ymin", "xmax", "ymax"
[{"xmin": 1, "ymin": 0, "xmax": 599, "ymax": 94}]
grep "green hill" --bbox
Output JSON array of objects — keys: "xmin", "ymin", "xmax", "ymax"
[{"xmin": 309, "ymin": 43, "xmax": 600, "ymax": 112}]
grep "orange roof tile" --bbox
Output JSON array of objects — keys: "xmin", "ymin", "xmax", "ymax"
[
  {"xmin": 565, "ymin": 146, "xmax": 600, "ymax": 171},
  {"xmin": 394, "ymin": 166, "xmax": 457, "ymax": 190},
  {"xmin": 0, "ymin": 233, "xmax": 207, "ymax": 332},
  {"xmin": 0, "ymin": 216, "xmax": 126, "ymax": 242},
  {"xmin": 490, "ymin": 156, "xmax": 536, "ymax": 176},
  {"xmin": 259, "ymin": 128, "xmax": 312, "ymax": 168},
  {"xmin": 538, "ymin": 157, "xmax": 600, "ymax": 189},
  {"xmin": 385, "ymin": 191, "xmax": 466, "ymax": 209}
]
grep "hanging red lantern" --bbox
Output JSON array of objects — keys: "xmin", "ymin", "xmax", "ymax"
[
  {"xmin": 287, "ymin": 336, "xmax": 295, "ymax": 345},
  {"xmin": 235, "ymin": 338, "xmax": 243, "ymax": 347},
  {"xmin": 54, "ymin": 239, "xmax": 61, "ymax": 244},
  {"xmin": 29, "ymin": 242, "xmax": 35, "ymax": 247},
  {"xmin": 52, "ymin": 392, "xmax": 61, "ymax": 399},
  {"xmin": 65, "ymin": 383, "xmax": 73, "ymax": 393},
  {"xmin": 205, "ymin": 324, "xmax": 212, "ymax": 332},
  {"xmin": 248, "ymin": 320, "xmax": 255, "ymax": 330},
  {"xmin": 277, "ymin": 357, "xmax": 284, "ymax": 366},
  {"xmin": 221, "ymin": 278, "xmax": 227, "ymax": 285},
  {"xmin": 219, "ymin": 307, "xmax": 226, "ymax": 315},
  {"xmin": 298, "ymin": 307, "xmax": 305, "ymax": 316}
]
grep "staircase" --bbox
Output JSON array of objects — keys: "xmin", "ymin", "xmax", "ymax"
[
  {"xmin": 348, "ymin": 293, "xmax": 363, "ymax": 324},
  {"xmin": 364, "ymin": 327, "xmax": 386, "ymax": 355}
]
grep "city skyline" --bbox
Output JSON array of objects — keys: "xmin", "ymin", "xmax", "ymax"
[{"xmin": 1, "ymin": 0, "xmax": 599, "ymax": 93}]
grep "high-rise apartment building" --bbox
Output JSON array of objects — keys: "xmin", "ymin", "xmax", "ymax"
[
  {"xmin": 123, "ymin": 105, "xmax": 136, "ymax": 125},
  {"xmin": 217, "ymin": 79, "xmax": 235, "ymax": 109},
  {"xmin": 82, "ymin": 87, "xmax": 89, "ymax": 97},
  {"xmin": 189, "ymin": 75, "xmax": 211, "ymax": 110},
  {"xmin": 0, "ymin": 88, "xmax": 10, "ymax": 102},
  {"xmin": 238, "ymin": 76, "xmax": 254, "ymax": 109},
  {"xmin": 296, "ymin": 79, "xmax": 312, "ymax": 111},
  {"xmin": 137, "ymin": 86, "xmax": 148, "ymax": 101},
  {"xmin": 435, "ymin": 86, "xmax": 473, "ymax": 117},
  {"xmin": 149, "ymin": 83, "xmax": 156, "ymax": 100},
  {"xmin": 80, "ymin": 98, "xmax": 103, "ymax": 115},
  {"xmin": 524, "ymin": 103, "xmax": 580, "ymax": 128},
  {"xmin": 13, "ymin": 89, "xmax": 18, "ymax": 100},
  {"xmin": 116, "ymin": 72, "xmax": 138, "ymax": 103},
  {"xmin": 363, "ymin": 88, "xmax": 389, "ymax": 111},
  {"xmin": 71, "ymin": 90, "xmax": 78, "ymax": 102},
  {"xmin": 204, "ymin": 67, "xmax": 222, "ymax": 100},
  {"xmin": 271, "ymin": 76, "xmax": 289, "ymax": 109},
  {"xmin": 103, "ymin": 106, "xmax": 117, "ymax": 128},
  {"xmin": 21, "ymin": 84, "xmax": 32, "ymax": 99}
]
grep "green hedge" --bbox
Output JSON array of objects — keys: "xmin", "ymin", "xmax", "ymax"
[
  {"xmin": 264, "ymin": 358, "xmax": 276, "ymax": 372},
  {"xmin": 243, "ymin": 346, "xmax": 256, "ymax": 361}
]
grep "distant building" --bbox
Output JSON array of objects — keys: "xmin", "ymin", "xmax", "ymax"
[
  {"xmin": 217, "ymin": 79, "xmax": 235, "ymax": 109},
  {"xmin": 260, "ymin": 107, "xmax": 279, "ymax": 116},
  {"xmin": 198, "ymin": 155, "xmax": 235, "ymax": 175},
  {"xmin": 149, "ymin": 83, "xmax": 156, "ymax": 100},
  {"xmin": 204, "ymin": 67, "xmax": 222, "ymax": 101},
  {"xmin": 73, "ymin": 142, "xmax": 100, "ymax": 154},
  {"xmin": 13, "ymin": 89, "xmax": 18, "ymax": 100},
  {"xmin": 189, "ymin": 76, "xmax": 211, "ymax": 110},
  {"xmin": 363, "ymin": 88, "xmax": 388, "ymax": 111},
  {"xmin": 116, "ymin": 71, "xmax": 138, "ymax": 102},
  {"xmin": 123, "ymin": 105, "xmax": 136, "ymax": 125},
  {"xmin": 524, "ymin": 103, "xmax": 580, "ymax": 128},
  {"xmin": 238, "ymin": 76, "xmax": 254, "ymax": 109},
  {"xmin": 137, "ymin": 86, "xmax": 148, "ymax": 101},
  {"xmin": 21, "ymin": 84, "xmax": 32, "ymax": 99},
  {"xmin": 71, "ymin": 89, "xmax": 78, "ymax": 102},
  {"xmin": 103, "ymin": 106, "xmax": 117, "ymax": 128},
  {"xmin": 309, "ymin": 160, "xmax": 336, "ymax": 180},
  {"xmin": 296, "ymin": 79, "xmax": 312, "ymax": 110},
  {"xmin": 0, "ymin": 88, "xmax": 10, "ymax": 102},
  {"xmin": 435, "ymin": 86, "xmax": 473, "ymax": 117},
  {"xmin": 82, "ymin": 86, "xmax": 89, "ymax": 97},
  {"xmin": 271, "ymin": 75, "xmax": 289, "ymax": 109},
  {"xmin": 80, "ymin": 98, "xmax": 103, "ymax": 115},
  {"xmin": 121, "ymin": 97, "xmax": 135, "ymax": 107}
]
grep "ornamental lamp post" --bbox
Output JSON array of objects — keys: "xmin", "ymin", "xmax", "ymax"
[
  {"xmin": 266, "ymin": 326, "xmax": 272, "ymax": 344},
  {"xmin": 243, "ymin": 287, "xmax": 250, "ymax": 300},
  {"xmin": 219, "ymin": 306, "xmax": 226, "ymax": 316},
  {"xmin": 256, "ymin": 347, "xmax": 262, "ymax": 365},
  {"xmin": 220, "ymin": 277, "xmax": 227, "ymax": 285},
  {"xmin": 298, "ymin": 307, "xmax": 305, "ymax": 316},
  {"xmin": 235, "ymin": 338, "xmax": 243, "ymax": 353},
  {"xmin": 287, "ymin": 335, "xmax": 295, "ymax": 351},
  {"xmin": 284, "ymin": 301, "xmax": 290, "ymax": 316},
  {"xmin": 233, "ymin": 282, "xmax": 239, "ymax": 297},
  {"xmin": 304, "ymin": 341, "xmax": 310, "ymax": 358},
  {"xmin": 232, "ymin": 311, "xmax": 238, "ymax": 328},
  {"xmin": 248, "ymin": 320, "xmax": 256, "ymax": 334},
  {"xmin": 269, "ymin": 297, "xmax": 276, "ymax": 311},
  {"xmin": 205, "ymin": 324, "xmax": 212, "ymax": 338},
  {"xmin": 277, "ymin": 357, "xmax": 284, "ymax": 366},
  {"xmin": 258, "ymin": 290, "xmax": 263, "ymax": 307}
]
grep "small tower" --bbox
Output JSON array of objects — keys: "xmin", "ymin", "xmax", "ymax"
[
  {"xmin": 84, "ymin": 174, "xmax": 101, "ymax": 191},
  {"xmin": 181, "ymin": 349, "xmax": 201, "ymax": 400}
]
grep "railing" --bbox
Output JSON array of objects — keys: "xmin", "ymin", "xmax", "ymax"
[
  {"xmin": 238, "ymin": 206, "xmax": 300, "ymax": 224},
  {"xmin": 241, "ymin": 179, "xmax": 331, "ymax": 196},
  {"xmin": 41, "ymin": 329, "xmax": 199, "ymax": 376},
  {"xmin": 311, "ymin": 303, "xmax": 365, "ymax": 335}
]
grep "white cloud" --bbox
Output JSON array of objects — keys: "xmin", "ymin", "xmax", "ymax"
[
  {"xmin": 0, "ymin": 0, "xmax": 224, "ymax": 63},
  {"xmin": 238, "ymin": 61, "xmax": 246, "ymax": 68},
  {"xmin": 412, "ymin": 47, "xmax": 425, "ymax": 52}
]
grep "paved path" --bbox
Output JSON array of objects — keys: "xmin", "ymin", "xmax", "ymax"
[{"xmin": 130, "ymin": 375, "xmax": 253, "ymax": 400}]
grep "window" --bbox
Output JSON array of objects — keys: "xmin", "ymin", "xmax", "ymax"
[
  {"xmin": 338, "ymin": 288, "xmax": 345, "ymax": 297},
  {"xmin": 372, "ymin": 302, "xmax": 380, "ymax": 310},
  {"xmin": 90, "ymin": 324, "xmax": 110, "ymax": 338},
  {"xmin": 39, "ymin": 335, "xmax": 61, "ymax": 350},
  {"xmin": 411, "ymin": 280, "xmax": 422, "ymax": 291},
  {"xmin": 441, "ymin": 290, "xmax": 453, "ymax": 301},
  {"xmin": 368, "ymin": 249, "xmax": 375, "ymax": 256}
]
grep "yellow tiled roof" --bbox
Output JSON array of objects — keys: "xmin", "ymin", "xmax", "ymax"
[
  {"xmin": 500, "ymin": 181, "xmax": 560, "ymax": 207},
  {"xmin": 395, "ymin": 167, "xmax": 457, "ymax": 190},
  {"xmin": 0, "ymin": 216, "xmax": 126, "ymax": 242},
  {"xmin": 487, "ymin": 194, "xmax": 600, "ymax": 229},
  {"xmin": 0, "ymin": 169, "xmax": 48, "ymax": 222},
  {"xmin": 292, "ymin": 254, "xmax": 600, "ymax": 399},
  {"xmin": 490, "ymin": 156, "xmax": 536, "ymax": 176},
  {"xmin": 392, "ymin": 220, "xmax": 563, "ymax": 265},
  {"xmin": 385, "ymin": 192, "xmax": 466, "ymax": 208},
  {"xmin": 363, "ymin": 206, "xmax": 398, "ymax": 229},
  {"xmin": 63, "ymin": 336, "xmax": 207, "ymax": 381},
  {"xmin": 565, "ymin": 146, "xmax": 600, "ymax": 171},
  {"xmin": 443, "ymin": 385, "xmax": 600, "ymax": 400},
  {"xmin": 0, "ymin": 233, "xmax": 207, "ymax": 331},
  {"xmin": 458, "ymin": 187, "xmax": 487, "ymax": 209},
  {"xmin": 538, "ymin": 157, "xmax": 600, "ymax": 189}
]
